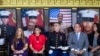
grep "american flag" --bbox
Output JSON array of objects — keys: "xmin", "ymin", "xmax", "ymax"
[
  {"xmin": 21, "ymin": 9, "xmax": 29, "ymax": 27},
  {"xmin": 49, "ymin": 8, "xmax": 72, "ymax": 27}
]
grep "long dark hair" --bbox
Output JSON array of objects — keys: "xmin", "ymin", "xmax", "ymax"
[
  {"xmin": 94, "ymin": 23, "xmax": 100, "ymax": 33},
  {"xmin": 13, "ymin": 27, "xmax": 26, "ymax": 47}
]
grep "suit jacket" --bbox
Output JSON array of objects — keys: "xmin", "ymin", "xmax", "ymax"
[
  {"xmin": 68, "ymin": 32, "xmax": 89, "ymax": 51},
  {"xmin": 0, "ymin": 25, "xmax": 15, "ymax": 43},
  {"xmin": 88, "ymin": 32, "xmax": 100, "ymax": 51},
  {"xmin": 47, "ymin": 31, "xmax": 67, "ymax": 50},
  {"xmin": 88, "ymin": 32, "xmax": 100, "ymax": 46}
]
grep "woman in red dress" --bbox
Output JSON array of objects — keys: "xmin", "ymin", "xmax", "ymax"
[{"xmin": 29, "ymin": 26, "xmax": 46, "ymax": 56}]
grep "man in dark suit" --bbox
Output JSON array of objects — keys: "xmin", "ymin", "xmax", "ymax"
[
  {"xmin": 44, "ymin": 22, "xmax": 54, "ymax": 56},
  {"xmin": 68, "ymin": 23, "xmax": 89, "ymax": 56},
  {"xmin": 47, "ymin": 22, "xmax": 69, "ymax": 56},
  {"xmin": 0, "ymin": 10, "xmax": 15, "ymax": 56}
]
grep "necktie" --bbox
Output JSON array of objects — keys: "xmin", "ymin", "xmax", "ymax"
[
  {"xmin": 76, "ymin": 33, "xmax": 79, "ymax": 41},
  {"xmin": 76, "ymin": 33, "xmax": 80, "ymax": 51}
]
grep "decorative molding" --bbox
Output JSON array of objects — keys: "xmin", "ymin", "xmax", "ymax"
[
  {"xmin": 0, "ymin": 0, "xmax": 100, "ymax": 7},
  {"xmin": 44, "ymin": 8, "xmax": 49, "ymax": 9},
  {"xmin": 16, "ymin": 8, "xmax": 21, "ymax": 9}
]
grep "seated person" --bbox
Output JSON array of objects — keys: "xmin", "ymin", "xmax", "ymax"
[
  {"xmin": 88, "ymin": 23, "xmax": 100, "ymax": 56},
  {"xmin": 29, "ymin": 26, "xmax": 47, "ymax": 56},
  {"xmin": 11, "ymin": 27, "xmax": 28, "ymax": 56}
]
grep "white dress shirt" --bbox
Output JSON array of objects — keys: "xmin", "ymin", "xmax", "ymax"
[
  {"xmin": 76, "ymin": 32, "xmax": 80, "ymax": 41},
  {"xmin": 24, "ymin": 30, "xmax": 33, "ymax": 38}
]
